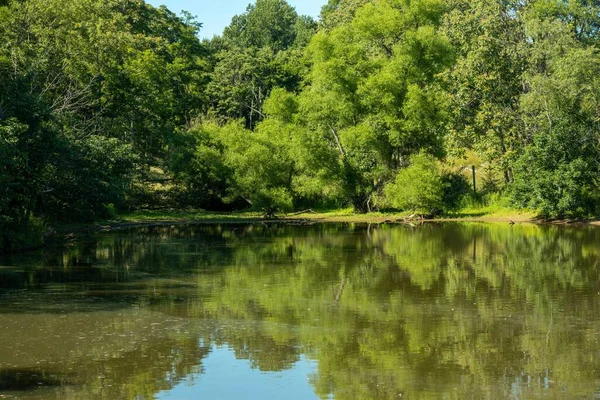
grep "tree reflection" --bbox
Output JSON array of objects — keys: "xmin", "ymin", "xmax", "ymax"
[{"xmin": 1, "ymin": 223, "xmax": 600, "ymax": 398}]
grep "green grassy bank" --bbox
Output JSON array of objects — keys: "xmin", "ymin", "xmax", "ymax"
[{"xmin": 115, "ymin": 207, "xmax": 537, "ymax": 226}]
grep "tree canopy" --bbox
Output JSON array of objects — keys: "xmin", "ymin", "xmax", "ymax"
[{"xmin": 4, "ymin": 0, "xmax": 600, "ymax": 251}]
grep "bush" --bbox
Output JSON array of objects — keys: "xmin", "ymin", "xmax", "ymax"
[
  {"xmin": 441, "ymin": 171, "xmax": 471, "ymax": 211},
  {"xmin": 384, "ymin": 153, "xmax": 472, "ymax": 213},
  {"xmin": 0, "ymin": 216, "xmax": 45, "ymax": 254},
  {"xmin": 102, "ymin": 203, "xmax": 118, "ymax": 220},
  {"xmin": 252, "ymin": 187, "xmax": 294, "ymax": 212},
  {"xmin": 384, "ymin": 153, "xmax": 444, "ymax": 212},
  {"xmin": 511, "ymin": 150, "xmax": 600, "ymax": 219},
  {"xmin": 169, "ymin": 124, "xmax": 233, "ymax": 210}
]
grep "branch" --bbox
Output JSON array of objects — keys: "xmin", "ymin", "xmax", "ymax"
[
  {"xmin": 287, "ymin": 209, "xmax": 316, "ymax": 216},
  {"xmin": 246, "ymin": 104, "xmax": 265, "ymax": 118},
  {"xmin": 328, "ymin": 124, "xmax": 346, "ymax": 157}
]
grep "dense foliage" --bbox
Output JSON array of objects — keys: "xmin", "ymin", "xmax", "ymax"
[
  {"xmin": 3, "ymin": 0, "xmax": 600, "ymax": 251},
  {"xmin": 0, "ymin": 0, "xmax": 206, "ymax": 250}
]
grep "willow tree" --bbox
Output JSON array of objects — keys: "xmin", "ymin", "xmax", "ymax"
[{"xmin": 289, "ymin": 0, "xmax": 454, "ymax": 211}]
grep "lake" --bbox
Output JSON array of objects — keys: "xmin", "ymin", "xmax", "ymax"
[{"xmin": 0, "ymin": 222, "xmax": 599, "ymax": 399}]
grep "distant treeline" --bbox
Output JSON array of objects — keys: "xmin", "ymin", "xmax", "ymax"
[{"xmin": 2, "ymin": 0, "xmax": 600, "ymax": 251}]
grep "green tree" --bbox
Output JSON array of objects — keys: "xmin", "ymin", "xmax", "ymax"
[
  {"xmin": 319, "ymin": 0, "xmax": 371, "ymax": 30},
  {"xmin": 223, "ymin": 0, "xmax": 300, "ymax": 51},
  {"xmin": 170, "ymin": 122, "xmax": 233, "ymax": 209},
  {"xmin": 0, "ymin": 0, "xmax": 210, "ymax": 249},
  {"xmin": 292, "ymin": 0, "xmax": 453, "ymax": 211},
  {"xmin": 219, "ymin": 120, "xmax": 296, "ymax": 211},
  {"xmin": 384, "ymin": 152, "xmax": 445, "ymax": 211},
  {"xmin": 513, "ymin": 49, "xmax": 600, "ymax": 217},
  {"xmin": 442, "ymin": 0, "xmax": 525, "ymax": 185},
  {"xmin": 207, "ymin": 0, "xmax": 316, "ymax": 129}
]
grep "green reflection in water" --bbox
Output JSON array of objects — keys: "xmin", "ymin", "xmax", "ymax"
[{"xmin": 1, "ymin": 222, "xmax": 600, "ymax": 399}]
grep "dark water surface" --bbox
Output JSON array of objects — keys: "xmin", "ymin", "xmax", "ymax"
[{"xmin": 1, "ymin": 222, "xmax": 600, "ymax": 399}]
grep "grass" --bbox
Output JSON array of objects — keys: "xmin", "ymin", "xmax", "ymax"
[
  {"xmin": 118, "ymin": 209, "xmax": 263, "ymax": 222},
  {"xmin": 115, "ymin": 205, "xmax": 536, "ymax": 225},
  {"xmin": 444, "ymin": 205, "xmax": 537, "ymax": 221}
]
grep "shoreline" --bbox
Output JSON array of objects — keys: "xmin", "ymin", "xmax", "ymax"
[{"xmin": 46, "ymin": 209, "xmax": 600, "ymax": 239}]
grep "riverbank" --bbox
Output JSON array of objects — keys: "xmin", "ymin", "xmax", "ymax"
[
  {"xmin": 121, "ymin": 207, "xmax": 541, "ymax": 223},
  {"xmin": 28, "ymin": 207, "xmax": 600, "ymax": 250},
  {"xmin": 48, "ymin": 207, "xmax": 537, "ymax": 237}
]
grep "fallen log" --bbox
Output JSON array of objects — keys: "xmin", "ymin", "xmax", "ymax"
[{"xmin": 287, "ymin": 209, "xmax": 316, "ymax": 216}]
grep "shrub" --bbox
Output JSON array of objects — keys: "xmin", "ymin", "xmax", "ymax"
[
  {"xmin": 252, "ymin": 187, "xmax": 294, "ymax": 212},
  {"xmin": 0, "ymin": 216, "xmax": 45, "ymax": 254},
  {"xmin": 384, "ymin": 152, "xmax": 444, "ymax": 212},
  {"xmin": 511, "ymin": 150, "xmax": 600, "ymax": 219},
  {"xmin": 102, "ymin": 203, "xmax": 118, "ymax": 220},
  {"xmin": 441, "ymin": 171, "xmax": 471, "ymax": 211},
  {"xmin": 43, "ymin": 136, "xmax": 137, "ymax": 222}
]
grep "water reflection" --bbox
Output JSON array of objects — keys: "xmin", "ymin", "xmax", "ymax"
[{"xmin": 1, "ymin": 222, "xmax": 600, "ymax": 399}]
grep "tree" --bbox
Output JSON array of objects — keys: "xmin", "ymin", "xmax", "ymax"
[
  {"xmin": 319, "ymin": 0, "xmax": 371, "ymax": 30},
  {"xmin": 512, "ymin": 49, "xmax": 600, "ymax": 217},
  {"xmin": 207, "ymin": 47, "xmax": 282, "ymax": 129},
  {"xmin": 207, "ymin": 0, "xmax": 316, "ymax": 129},
  {"xmin": 223, "ymin": 0, "xmax": 299, "ymax": 51},
  {"xmin": 442, "ymin": 0, "xmax": 526, "ymax": 185},
  {"xmin": 292, "ymin": 0, "xmax": 454, "ymax": 211},
  {"xmin": 0, "ymin": 119, "xmax": 45, "ymax": 251},
  {"xmin": 219, "ymin": 120, "xmax": 296, "ymax": 211},
  {"xmin": 0, "ymin": 0, "xmax": 210, "ymax": 250},
  {"xmin": 170, "ymin": 122, "xmax": 233, "ymax": 209}
]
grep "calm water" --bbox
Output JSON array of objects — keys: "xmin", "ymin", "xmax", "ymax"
[{"xmin": 1, "ymin": 222, "xmax": 600, "ymax": 399}]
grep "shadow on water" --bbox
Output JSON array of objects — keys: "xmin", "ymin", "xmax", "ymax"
[{"xmin": 0, "ymin": 369, "xmax": 68, "ymax": 391}]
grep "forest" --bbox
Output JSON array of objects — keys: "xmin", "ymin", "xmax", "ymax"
[{"xmin": 2, "ymin": 0, "xmax": 600, "ymax": 252}]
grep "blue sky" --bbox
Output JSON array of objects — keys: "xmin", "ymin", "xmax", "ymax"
[{"xmin": 146, "ymin": 0, "xmax": 327, "ymax": 39}]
